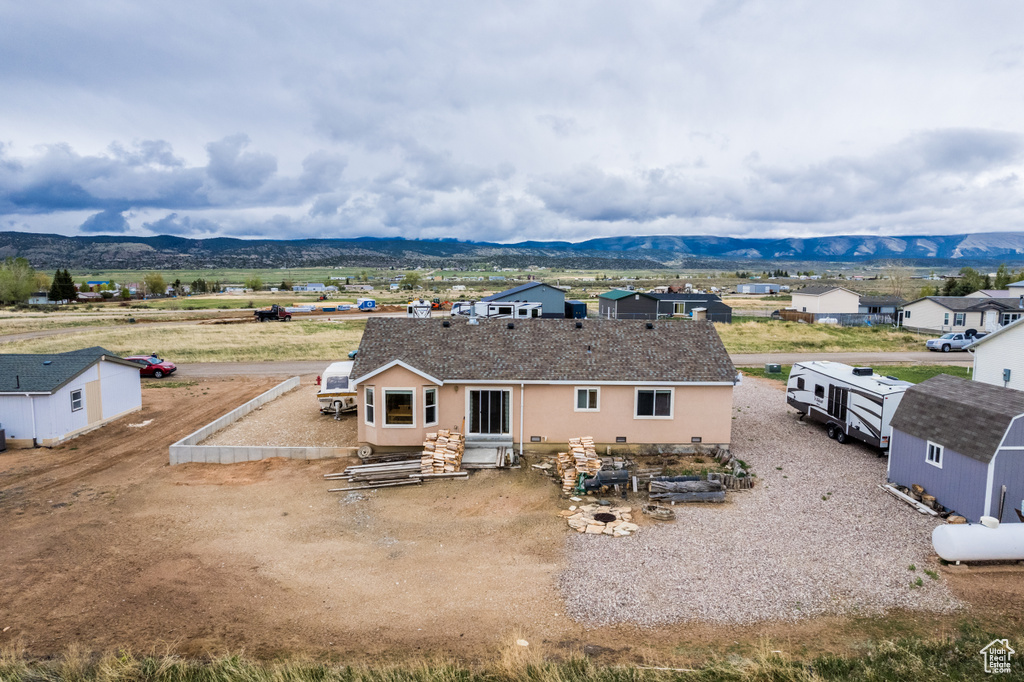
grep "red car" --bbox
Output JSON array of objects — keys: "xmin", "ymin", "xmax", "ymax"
[{"xmin": 126, "ymin": 355, "xmax": 177, "ymax": 378}]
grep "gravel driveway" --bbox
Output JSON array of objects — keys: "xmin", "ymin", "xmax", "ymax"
[{"xmin": 559, "ymin": 377, "xmax": 962, "ymax": 625}]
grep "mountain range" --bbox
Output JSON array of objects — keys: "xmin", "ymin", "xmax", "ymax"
[{"xmin": 2, "ymin": 231, "xmax": 1024, "ymax": 270}]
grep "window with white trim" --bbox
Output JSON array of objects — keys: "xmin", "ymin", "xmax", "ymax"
[
  {"xmin": 943, "ymin": 312, "xmax": 950, "ymax": 326},
  {"xmin": 575, "ymin": 387, "xmax": 599, "ymax": 411},
  {"xmin": 364, "ymin": 387, "xmax": 375, "ymax": 425},
  {"xmin": 636, "ymin": 388, "xmax": 672, "ymax": 418},
  {"xmin": 384, "ymin": 389, "xmax": 415, "ymax": 426},
  {"xmin": 424, "ymin": 387, "xmax": 438, "ymax": 426},
  {"xmin": 926, "ymin": 441, "xmax": 943, "ymax": 468},
  {"xmin": 71, "ymin": 389, "xmax": 83, "ymax": 412},
  {"xmin": 673, "ymin": 302, "xmax": 686, "ymax": 315},
  {"xmin": 954, "ymin": 312, "xmax": 965, "ymax": 326}
]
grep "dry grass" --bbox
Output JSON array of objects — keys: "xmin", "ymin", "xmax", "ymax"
[
  {"xmin": 716, "ymin": 320, "xmax": 925, "ymax": 354},
  {"xmin": 0, "ymin": 320, "xmax": 366, "ymax": 362}
]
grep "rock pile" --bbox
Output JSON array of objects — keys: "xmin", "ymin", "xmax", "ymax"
[
  {"xmin": 556, "ymin": 436, "xmax": 602, "ymax": 494},
  {"xmin": 422, "ymin": 430, "xmax": 464, "ymax": 473},
  {"xmin": 560, "ymin": 504, "xmax": 639, "ymax": 537}
]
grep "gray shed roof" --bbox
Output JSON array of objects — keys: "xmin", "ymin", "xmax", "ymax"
[
  {"xmin": 0, "ymin": 347, "xmax": 142, "ymax": 394},
  {"xmin": 351, "ymin": 318, "xmax": 736, "ymax": 384},
  {"xmin": 890, "ymin": 374, "xmax": 1024, "ymax": 463}
]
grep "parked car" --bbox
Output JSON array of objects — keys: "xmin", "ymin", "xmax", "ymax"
[
  {"xmin": 126, "ymin": 355, "xmax": 177, "ymax": 378},
  {"xmin": 925, "ymin": 331, "xmax": 986, "ymax": 352}
]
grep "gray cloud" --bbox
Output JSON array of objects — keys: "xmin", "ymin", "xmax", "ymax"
[
  {"xmin": 205, "ymin": 135, "xmax": 277, "ymax": 190},
  {"xmin": 80, "ymin": 208, "xmax": 130, "ymax": 233}
]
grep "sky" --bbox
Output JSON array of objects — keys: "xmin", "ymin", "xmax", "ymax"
[{"xmin": 1, "ymin": 0, "xmax": 1023, "ymax": 243}]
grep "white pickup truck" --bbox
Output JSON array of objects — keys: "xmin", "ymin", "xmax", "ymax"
[{"xmin": 925, "ymin": 331, "xmax": 985, "ymax": 352}]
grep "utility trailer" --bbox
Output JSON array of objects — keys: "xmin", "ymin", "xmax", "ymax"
[
  {"xmin": 317, "ymin": 361, "xmax": 357, "ymax": 418},
  {"xmin": 786, "ymin": 361, "xmax": 911, "ymax": 449}
]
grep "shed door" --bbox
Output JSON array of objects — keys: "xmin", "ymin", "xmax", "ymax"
[{"xmin": 85, "ymin": 380, "xmax": 103, "ymax": 424}]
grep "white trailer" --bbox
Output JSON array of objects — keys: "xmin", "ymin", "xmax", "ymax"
[
  {"xmin": 786, "ymin": 361, "xmax": 911, "ymax": 449},
  {"xmin": 317, "ymin": 361, "xmax": 357, "ymax": 418},
  {"xmin": 449, "ymin": 301, "xmax": 542, "ymax": 319},
  {"xmin": 407, "ymin": 299, "xmax": 432, "ymax": 318}
]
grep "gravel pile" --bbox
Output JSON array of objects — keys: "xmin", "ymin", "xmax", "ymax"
[
  {"xmin": 202, "ymin": 385, "xmax": 358, "ymax": 447},
  {"xmin": 559, "ymin": 377, "xmax": 962, "ymax": 626}
]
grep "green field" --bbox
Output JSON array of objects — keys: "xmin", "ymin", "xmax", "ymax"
[
  {"xmin": 715, "ymin": 320, "xmax": 927, "ymax": 354},
  {"xmin": 742, "ymin": 364, "xmax": 972, "ymax": 383}
]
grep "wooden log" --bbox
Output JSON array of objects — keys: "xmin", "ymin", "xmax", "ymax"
[{"xmin": 328, "ymin": 480, "xmax": 422, "ymax": 492}]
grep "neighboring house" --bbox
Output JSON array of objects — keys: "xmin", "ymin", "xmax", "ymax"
[
  {"xmin": 482, "ymin": 282, "xmax": 566, "ymax": 318},
  {"xmin": 294, "ymin": 283, "xmax": 327, "ymax": 292},
  {"xmin": 598, "ymin": 290, "xmax": 660, "ymax": 319},
  {"xmin": 736, "ymin": 283, "xmax": 779, "ymax": 294},
  {"xmin": 76, "ymin": 292, "xmax": 103, "ymax": 302},
  {"xmin": 0, "ymin": 347, "xmax": 143, "ymax": 448},
  {"xmin": 888, "ymin": 374, "xmax": 1024, "ymax": 523},
  {"xmin": 652, "ymin": 293, "xmax": 733, "ymax": 323},
  {"xmin": 790, "ymin": 286, "xmax": 860, "ymax": 314},
  {"xmin": 857, "ymin": 296, "xmax": 903, "ymax": 314},
  {"xmin": 966, "ymin": 289, "xmax": 1019, "ymax": 299},
  {"xmin": 349, "ymin": 318, "xmax": 736, "ymax": 454},
  {"xmin": 1010, "ymin": 281, "xmax": 1024, "ymax": 290},
  {"xmin": 969, "ymin": 317, "xmax": 1024, "ymax": 392},
  {"xmin": 27, "ymin": 291, "xmax": 50, "ymax": 305},
  {"xmin": 345, "ymin": 284, "xmax": 374, "ymax": 291},
  {"xmin": 899, "ymin": 296, "xmax": 1024, "ymax": 334}
]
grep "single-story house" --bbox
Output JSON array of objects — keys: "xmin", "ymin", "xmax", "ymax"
[
  {"xmin": 966, "ymin": 289, "xmax": 1020, "ymax": 299},
  {"xmin": 76, "ymin": 292, "xmax": 104, "ymax": 302},
  {"xmin": 858, "ymin": 296, "xmax": 904, "ymax": 315},
  {"xmin": 27, "ymin": 291, "xmax": 51, "ymax": 305},
  {"xmin": 736, "ymin": 283, "xmax": 779, "ymax": 294},
  {"xmin": 969, "ymin": 317, "xmax": 1024, "ymax": 392},
  {"xmin": 899, "ymin": 296, "xmax": 1024, "ymax": 334},
  {"xmin": 345, "ymin": 284, "xmax": 374, "ymax": 291},
  {"xmin": 598, "ymin": 290, "xmax": 660, "ymax": 319},
  {"xmin": 349, "ymin": 318, "xmax": 736, "ymax": 454},
  {"xmin": 294, "ymin": 283, "xmax": 327, "ymax": 292},
  {"xmin": 790, "ymin": 286, "xmax": 860, "ymax": 314},
  {"xmin": 0, "ymin": 347, "xmax": 143, "ymax": 448},
  {"xmin": 482, "ymin": 282, "xmax": 566, "ymax": 318},
  {"xmin": 1010, "ymin": 281, "xmax": 1024, "ymax": 289},
  {"xmin": 653, "ymin": 293, "xmax": 733, "ymax": 323},
  {"xmin": 888, "ymin": 374, "xmax": 1024, "ymax": 523}
]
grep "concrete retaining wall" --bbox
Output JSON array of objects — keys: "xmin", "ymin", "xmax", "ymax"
[{"xmin": 169, "ymin": 377, "xmax": 356, "ymax": 465}]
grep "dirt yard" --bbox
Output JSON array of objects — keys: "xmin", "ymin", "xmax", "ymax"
[{"xmin": 0, "ymin": 378, "xmax": 1021, "ymax": 665}]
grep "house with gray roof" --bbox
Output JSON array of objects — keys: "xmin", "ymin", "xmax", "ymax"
[
  {"xmin": 888, "ymin": 374, "xmax": 1024, "ymax": 523},
  {"xmin": 652, "ymin": 292, "xmax": 733, "ymax": 322},
  {"xmin": 482, "ymin": 282, "xmax": 567, "ymax": 318},
  {"xmin": 597, "ymin": 289, "xmax": 660, "ymax": 319},
  {"xmin": 898, "ymin": 296, "xmax": 1024, "ymax": 334},
  {"xmin": 349, "ymin": 317, "xmax": 736, "ymax": 458},
  {"xmin": 0, "ymin": 347, "xmax": 143, "ymax": 449}
]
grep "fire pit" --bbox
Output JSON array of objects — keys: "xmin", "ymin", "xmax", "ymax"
[{"xmin": 593, "ymin": 512, "xmax": 617, "ymax": 523}]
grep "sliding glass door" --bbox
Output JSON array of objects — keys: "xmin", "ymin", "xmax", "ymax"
[{"xmin": 468, "ymin": 389, "xmax": 510, "ymax": 435}]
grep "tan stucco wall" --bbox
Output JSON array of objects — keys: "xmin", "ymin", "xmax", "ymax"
[{"xmin": 356, "ymin": 365, "xmax": 733, "ymax": 451}]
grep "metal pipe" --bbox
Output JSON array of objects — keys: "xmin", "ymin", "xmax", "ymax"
[
  {"xmin": 999, "ymin": 484, "xmax": 1007, "ymax": 521},
  {"xmin": 519, "ymin": 382, "xmax": 524, "ymax": 459}
]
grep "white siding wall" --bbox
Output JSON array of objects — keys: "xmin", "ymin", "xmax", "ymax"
[
  {"xmin": 37, "ymin": 365, "xmax": 98, "ymax": 440},
  {"xmin": 901, "ymin": 300, "xmax": 984, "ymax": 332},
  {"xmin": 0, "ymin": 395, "xmax": 37, "ymax": 442},
  {"xmin": 973, "ymin": 323, "xmax": 1024, "ymax": 391},
  {"xmin": 791, "ymin": 290, "xmax": 859, "ymax": 314},
  {"xmin": 99, "ymin": 359, "xmax": 143, "ymax": 418}
]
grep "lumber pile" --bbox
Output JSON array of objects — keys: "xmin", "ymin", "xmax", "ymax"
[
  {"xmin": 324, "ymin": 458, "xmax": 467, "ymax": 492},
  {"xmin": 649, "ymin": 477, "xmax": 726, "ymax": 503},
  {"xmin": 421, "ymin": 430, "xmax": 465, "ymax": 474},
  {"xmin": 556, "ymin": 436, "xmax": 602, "ymax": 494}
]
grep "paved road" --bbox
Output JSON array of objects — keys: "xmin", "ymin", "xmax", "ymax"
[{"xmin": 176, "ymin": 351, "xmax": 972, "ymax": 379}]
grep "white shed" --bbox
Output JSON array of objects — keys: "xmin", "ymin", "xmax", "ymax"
[
  {"xmin": 970, "ymin": 317, "xmax": 1024, "ymax": 392},
  {"xmin": 790, "ymin": 286, "xmax": 860, "ymax": 314},
  {"xmin": 0, "ymin": 347, "xmax": 143, "ymax": 448}
]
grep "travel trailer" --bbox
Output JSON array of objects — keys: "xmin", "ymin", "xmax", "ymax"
[
  {"xmin": 786, "ymin": 361, "xmax": 911, "ymax": 449},
  {"xmin": 407, "ymin": 299, "xmax": 432, "ymax": 318},
  {"xmin": 317, "ymin": 361, "xmax": 357, "ymax": 417},
  {"xmin": 449, "ymin": 301, "xmax": 543, "ymax": 319}
]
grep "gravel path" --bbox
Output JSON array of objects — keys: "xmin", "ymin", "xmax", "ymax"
[
  {"xmin": 559, "ymin": 377, "xmax": 962, "ymax": 626},
  {"xmin": 201, "ymin": 385, "xmax": 358, "ymax": 447}
]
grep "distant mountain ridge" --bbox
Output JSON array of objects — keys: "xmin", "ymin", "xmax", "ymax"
[{"xmin": 2, "ymin": 230, "xmax": 1024, "ymax": 270}]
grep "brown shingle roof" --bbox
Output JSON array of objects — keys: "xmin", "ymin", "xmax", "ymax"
[
  {"xmin": 890, "ymin": 374, "xmax": 1024, "ymax": 463},
  {"xmin": 351, "ymin": 318, "xmax": 736, "ymax": 384}
]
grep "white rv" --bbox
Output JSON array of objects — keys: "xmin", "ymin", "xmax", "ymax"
[
  {"xmin": 786, "ymin": 361, "xmax": 912, "ymax": 449},
  {"xmin": 407, "ymin": 299, "xmax": 432, "ymax": 318},
  {"xmin": 317, "ymin": 361, "xmax": 357, "ymax": 417},
  {"xmin": 449, "ymin": 301, "xmax": 542, "ymax": 319}
]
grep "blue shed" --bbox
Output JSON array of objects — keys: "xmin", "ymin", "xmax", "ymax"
[
  {"xmin": 888, "ymin": 374, "xmax": 1024, "ymax": 523},
  {"xmin": 482, "ymin": 282, "xmax": 566, "ymax": 318}
]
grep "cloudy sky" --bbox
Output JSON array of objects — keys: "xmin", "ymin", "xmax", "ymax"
[{"xmin": 2, "ymin": 0, "xmax": 1023, "ymax": 242}]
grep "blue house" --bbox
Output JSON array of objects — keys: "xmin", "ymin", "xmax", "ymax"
[
  {"xmin": 888, "ymin": 374, "xmax": 1024, "ymax": 523},
  {"xmin": 482, "ymin": 282, "xmax": 567, "ymax": 318}
]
